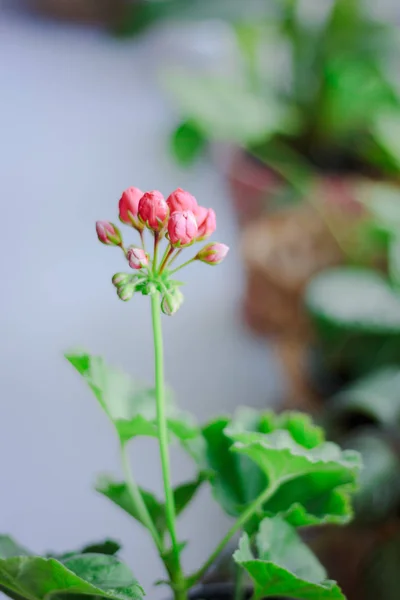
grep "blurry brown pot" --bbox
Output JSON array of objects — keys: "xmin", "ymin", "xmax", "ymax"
[
  {"xmin": 30, "ymin": 0, "xmax": 128, "ymax": 25},
  {"xmin": 226, "ymin": 150, "xmax": 281, "ymax": 225},
  {"xmin": 188, "ymin": 583, "xmax": 294, "ymax": 600}
]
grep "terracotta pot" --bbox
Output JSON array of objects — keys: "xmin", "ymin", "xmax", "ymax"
[
  {"xmin": 225, "ymin": 149, "xmax": 281, "ymax": 225},
  {"xmin": 241, "ymin": 202, "xmax": 343, "ymax": 338},
  {"xmin": 30, "ymin": 0, "xmax": 128, "ymax": 25}
]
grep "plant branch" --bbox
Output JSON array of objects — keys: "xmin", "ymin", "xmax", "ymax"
[
  {"xmin": 119, "ymin": 442, "xmax": 164, "ymax": 555},
  {"xmin": 187, "ymin": 481, "xmax": 278, "ymax": 587},
  {"xmin": 169, "ymin": 257, "xmax": 196, "ymax": 275},
  {"xmin": 139, "ymin": 229, "xmax": 146, "ymax": 252},
  {"xmin": 150, "ymin": 293, "xmax": 184, "ymax": 586},
  {"xmin": 159, "ymin": 244, "xmax": 175, "ymax": 274}
]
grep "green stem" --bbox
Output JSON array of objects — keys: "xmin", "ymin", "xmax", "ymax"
[
  {"xmin": 168, "ymin": 248, "xmax": 182, "ymax": 267},
  {"xmin": 234, "ymin": 563, "xmax": 244, "ymax": 600},
  {"xmin": 119, "ymin": 442, "xmax": 164, "ymax": 555},
  {"xmin": 187, "ymin": 482, "xmax": 278, "ymax": 587},
  {"xmin": 150, "ymin": 293, "xmax": 185, "ymax": 592},
  {"xmin": 153, "ymin": 233, "xmax": 160, "ymax": 274},
  {"xmin": 169, "ymin": 257, "xmax": 196, "ymax": 276},
  {"xmin": 159, "ymin": 244, "xmax": 175, "ymax": 274},
  {"xmin": 139, "ymin": 229, "xmax": 146, "ymax": 252}
]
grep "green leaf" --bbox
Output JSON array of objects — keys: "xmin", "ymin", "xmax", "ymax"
[
  {"xmin": 202, "ymin": 414, "xmax": 268, "ymax": 517},
  {"xmin": 234, "ymin": 517, "xmax": 345, "ymax": 599},
  {"xmin": 0, "ymin": 554, "xmax": 143, "ymax": 600},
  {"xmin": 170, "ymin": 120, "xmax": 206, "ymax": 166},
  {"xmin": 203, "ymin": 409, "xmax": 355, "ymax": 527},
  {"xmin": 96, "ymin": 474, "xmax": 205, "ymax": 537},
  {"xmin": 372, "ymin": 112, "xmax": 400, "ymax": 171},
  {"xmin": 165, "ymin": 71, "xmax": 292, "ymax": 146},
  {"xmin": 49, "ymin": 540, "xmax": 121, "ymax": 562},
  {"xmin": 230, "ymin": 428, "xmax": 361, "ymax": 527},
  {"xmin": 362, "ymin": 183, "xmax": 400, "ymax": 235},
  {"xmin": 0, "ymin": 537, "xmax": 30, "ymax": 559},
  {"xmin": 389, "ymin": 235, "xmax": 400, "ymax": 290},
  {"xmin": 66, "ymin": 351, "xmax": 199, "ymax": 446},
  {"xmin": 305, "ymin": 267, "xmax": 400, "ymax": 332}
]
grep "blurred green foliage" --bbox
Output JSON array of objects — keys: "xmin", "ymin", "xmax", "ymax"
[{"xmin": 167, "ymin": 0, "xmax": 400, "ymax": 181}]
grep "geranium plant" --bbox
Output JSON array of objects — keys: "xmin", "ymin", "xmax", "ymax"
[{"xmin": 0, "ymin": 187, "xmax": 361, "ymax": 600}]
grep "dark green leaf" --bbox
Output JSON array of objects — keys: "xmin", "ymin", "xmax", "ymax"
[
  {"xmin": 234, "ymin": 517, "xmax": 345, "ymax": 599},
  {"xmin": 96, "ymin": 474, "xmax": 205, "ymax": 537},
  {"xmin": 80, "ymin": 540, "xmax": 121, "ymax": 556},
  {"xmin": 66, "ymin": 351, "xmax": 199, "ymax": 446},
  {"xmin": 0, "ymin": 554, "xmax": 143, "ymax": 600},
  {"xmin": 170, "ymin": 120, "xmax": 206, "ymax": 166},
  {"xmin": 0, "ymin": 537, "xmax": 30, "ymax": 559}
]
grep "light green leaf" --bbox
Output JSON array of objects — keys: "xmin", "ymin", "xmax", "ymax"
[
  {"xmin": 203, "ymin": 409, "xmax": 355, "ymax": 527},
  {"xmin": 305, "ymin": 267, "xmax": 400, "ymax": 332},
  {"xmin": 372, "ymin": 112, "xmax": 400, "ymax": 170},
  {"xmin": 0, "ymin": 537, "xmax": 30, "ymax": 559},
  {"xmin": 165, "ymin": 71, "xmax": 291, "ymax": 146},
  {"xmin": 234, "ymin": 517, "xmax": 345, "ymax": 599},
  {"xmin": 96, "ymin": 474, "xmax": 205, "ymax": 537},
  {"xmin": 389, "ymin": 235, "xmax": 400, "ymax": 289},
  {"xmin": 231, "ymin": 429, "xmax": 361, "ymax": 527},
  {"xmin": 66, "ymin": 351, "xmax": 199, "ymax": 446},
  {"xmin": 0, "ymin": 554, "xmax": 143, "ymax": 600},
  {"xmin": 362, "ymin": 183, "xmax": 400, "ymax": 234}
]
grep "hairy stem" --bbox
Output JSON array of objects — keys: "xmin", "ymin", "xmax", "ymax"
[
  {"xmin": 150, "ymin": 293, "xmax": 185, "ymax": 596},
  {"xmin": 119, "ymin": 442, "xmax": 164, "ymax": 554}
]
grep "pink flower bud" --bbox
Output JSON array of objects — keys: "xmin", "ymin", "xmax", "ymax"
[
  {"xmin": 166, "ymin": 188, "xmax": 198, "ymax": 214},
  {"xmin": 168, "ymin": 210, "xmax": 198, "ymax": 247},
  {"xmin": 195, "ymin": 207, "xmax": 216, "ymax": 241},
  {"xmin": 196, "ymin": 242, "xmax": 229, "ymax": 265},
  {"xmin": 126, "ymin": 246, "xmax": 149, "ymax": 270},
  {"xmin": 119, "ymin": 186, "xmax": 144, "ymax": 230},
  {"xmin": 96, "ymin": 221, "xmax": 122, "ymax": 246},
  {"xmin": 138, "ymin": 190, "xmax": 169, "ymax": 232}
]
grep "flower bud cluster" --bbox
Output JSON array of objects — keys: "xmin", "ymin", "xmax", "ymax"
[{"xmin": 96, "ymin": 186, "xmax": 229, "ymax": 314}]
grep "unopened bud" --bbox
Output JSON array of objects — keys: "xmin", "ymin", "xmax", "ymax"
[
  {"xmin": 126, "ymin": 246, "xmax": 149, "ymax": 270},
  {"xmin": 161, "ymin": 288, "xmax": 184, "ymax": 316},
  {"xmin": 96, "ymin": 221, "xmax": 122, "ymax": 246},
  {"xmin": 168, "ymin": 210, "xmax": 198, "ymax": 247},
  {"xmin": 196, "ymin": 242, "xmax": 229, "ymax": 265},
  {"xmin": 167, "ymin": 188, "xmax": 198, "ymax": 214},
  {"xmin": 119, "ymin": 186, "xmax": 144, "ymax": 231},
  {"xmin": 112, "ymin": 272, "xmax": 133, "ymax": 288},
  {"xmin": 138, "ymin": 191, "xmax": 169, "ymax": 232},
  {"xmin": 117, "ymin": 284, "xmax": 135, "ymax": 302},
  {"xmin": 195, "ymin": 207, "xmax": 216, "ymax": 241}
]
